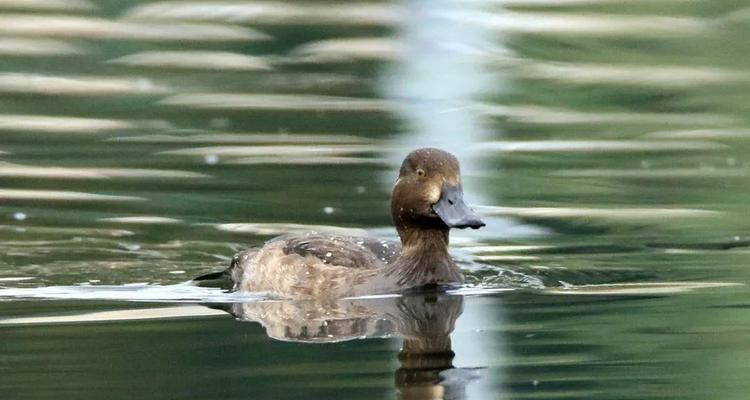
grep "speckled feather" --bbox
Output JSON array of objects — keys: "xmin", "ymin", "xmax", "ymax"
[
  {"xmin": 226, "ymin": 234, "xmax": 403, "ymax": 298},
  {"xmin": 278, "ymin": 233, "xmax": 401, "ymax": 268}
]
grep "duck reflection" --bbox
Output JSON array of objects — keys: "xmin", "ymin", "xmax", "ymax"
[{"xmin": 219, "ymin": 293, "xmax": 475, "ymax": 399}]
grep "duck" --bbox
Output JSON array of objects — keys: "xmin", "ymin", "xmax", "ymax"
[{"xmin": 195, "ymin": 148, "xmax": 485, "ymax": 298}]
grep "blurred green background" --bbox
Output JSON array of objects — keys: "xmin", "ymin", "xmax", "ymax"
[{"xmin": 0, "ymin": 0, "xmax": 749, "ymax": 399}]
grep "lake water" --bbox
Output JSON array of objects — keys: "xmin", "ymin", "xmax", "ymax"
[{"xmin": 1, "ymin": 0, "xmax": 750, "ymax": 399}]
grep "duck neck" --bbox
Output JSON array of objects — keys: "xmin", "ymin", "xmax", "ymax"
[
  {"xmin": 387, "ymin": 227, "xmax": 463, "ymax": 287},
  {"xmin": 399, "ymin": 226, "xmax": 450, "ymax": 255}
]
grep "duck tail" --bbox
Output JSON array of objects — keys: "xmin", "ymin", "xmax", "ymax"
[
  {"xmin": 193, "ymin": 250, "xmax": 254, "ymax": 288},
  {"xmin": 193, "ymin": 270, "xmax": 227, "ymax": 281},
  {"xmin": 192, "ymin": 268, "xmax": 232, "ymax": 290}
]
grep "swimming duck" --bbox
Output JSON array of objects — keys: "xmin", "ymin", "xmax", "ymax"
[{"xmin": 196, "ymin": 148, "xmax": 485, "ymax": 298}]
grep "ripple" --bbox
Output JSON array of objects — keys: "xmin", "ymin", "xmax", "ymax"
[
  {"xmin": 0, "ymin": 114, "xmax": 134, "ymax": 133},
  {"xmin": 289, "ymin": 38, "xmax": 403, "ymax": 63},
  {"xmin": 109, "ymin": 51, "xmax": 272, "ymax": 71},
  {"xmin": 453, "ymin": 11, "xmax": 706, "ymax": 37},
  {"xmin": 475, "ymin": 140, "xmax": 724, "ymax": 153},
  {"xmin": 721, "ymin": 7, "xmax": 750, "ymax": 23},
  {"xmin": 645, "ymin": 129, "xmax": 750, "ymax": 139},
  {"xmin": 546, "ymin": 281, "xmax": 741, "ymax": 295},
  {"xmin": 0, "ymin": 162, "xmax": 208, "ymax": 179},
  {"xmin": 159, "ymin": 144, "xmax": 382, "ymax": 157},
  {"xmin": 0, "ymin": 14, "xmax": 269, "ymax": 41},
  {"xmin": 474, "ymin": 255, "xmax": 539, "ymax": 261},
  {"xmin": 124, "ymin": 1, "xmax": 402, "ymax": 27},
  {"xmin": 463, "ymin": 245, "xmax": 554, "ymax": 253},
  {"xmin": 476, "ymin": 205, "xmax": 719, "ymax": 221},
  {"xmin": 0, "ymin": 189, "xmax": 144, "ymax": 201},
  {"xmin": 483, "ymin": 0, "xmax": 681, "ymax": 5},
  {"xmin": 227, "ymin": 156, "xmax": 387, "ymax": 165},
  {"xmin": 0, "ymin": 276, "xmax": 34, "ymax": 282},
  {"xmin": 98, "ymin": 216, "xmax": 182, "ymax": 224},
  {"xmin": 555, "ymin": 168, "xmax": 750, "ymax": 178},
  {"xmin": 0, "ymin": 304, "xmax": 227, "ymax": 325},
  {"xmin": 479, "ymin": 105, "xmax": 736, "ymax": 126},
  {"xmin": 110, "ymin": 133, "xmax": 376, "ymax": 144},
  {"xmin": 0, "ymin": 281, "xmax": 538, "ymax": 310},
  {"xmin": 0, "ymin": 0, "xmax": 95, "ymax": 11},
  {"xmin": 518, "ymin": 62, "xmax": 750, "ymax": 87},
  {"xmin": 0, "ymin": 37, "xmax": 85, "ymax": 56},
  {"xmin": 0, "ymin": 283, "xmax": 263, "ymax": 305},
  {"xmin": 159, "ymin": 93, "xmax": 388, "ymax": 111},
  {"xmin": 0, "ymin": 73, "xmax": 168, "ymax": 96},
  {"xmin": 0, "ymin": 225, "xmax": 134, "ymax": 237}
]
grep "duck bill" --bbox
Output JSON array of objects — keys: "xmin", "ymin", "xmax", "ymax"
[{"xmin": 432, "ymin": 184, "xmax": 485, "ymax": 229}]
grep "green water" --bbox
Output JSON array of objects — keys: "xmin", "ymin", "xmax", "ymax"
[{"xmin": 1, "ymin": 0, "xmax": 750, "ymax": 399}]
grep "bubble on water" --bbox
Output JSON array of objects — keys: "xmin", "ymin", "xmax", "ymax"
[
  {"xmin": 322, "ymin": 206, "xmax": 335, "ymax": 215},
  {"xmin": 168, "ymin": 270, "xmax": 185, "ymax": 274},
  {"xmin": 532, "ymin": 380, "xmax": 540, "ymax": 387},
  {"xmin": 13, "ymin": 212, "xmax": 26, "ymax": 221},
  {"xmin": 0, "ymin": 277, "xmax": 34, "ymax": 282},
  {"xmin": 325, "ymin": 252, "xmax": 332, "ymax": 257},
  {"xmin": 355, "ymin": 186, "xmax": 366, "ymax": 194},
  {"xmin": 88, "ymin": 279, "xmax": 100, "ymax": 283},
  {"xmin": 734, "ymin": 236, "xmax": 741, "ymax": 241},
  {"xmin": 204, "ymin": 154, "xmax": 220, "ymax": 165}
]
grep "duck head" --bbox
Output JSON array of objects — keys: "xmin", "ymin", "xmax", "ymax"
[{"xmin": 391, "ymin": 148, "xmax": 485, "ymax": 243}]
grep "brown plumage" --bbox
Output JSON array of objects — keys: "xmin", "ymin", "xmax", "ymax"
[{"xmin": 201, "ymin": 148, "xmax": 485, "ymax": 299}]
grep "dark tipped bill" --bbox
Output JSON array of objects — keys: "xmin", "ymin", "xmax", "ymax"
[{"xmin": 432, "ymin": 184, "xmax": 485, "ymax": 229}]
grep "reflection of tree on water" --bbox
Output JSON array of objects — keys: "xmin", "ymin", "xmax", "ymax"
[{"xmin": 221, "ymin": 294, "xmax": 477, "ymax": 399}]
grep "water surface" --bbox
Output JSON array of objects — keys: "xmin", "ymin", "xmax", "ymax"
[{"xmin": 1, "ymin": 0, "xmax": 750, "ymax": 399}]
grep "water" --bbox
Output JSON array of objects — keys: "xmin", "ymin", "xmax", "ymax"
[{"xmin": 2, "ymin": 0, "xmax": 750, "ymax": 399}]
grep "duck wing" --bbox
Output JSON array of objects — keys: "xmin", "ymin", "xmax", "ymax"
[{"xmin": 278, "ymin": 233, "xmax": 401, "ymax": 269}]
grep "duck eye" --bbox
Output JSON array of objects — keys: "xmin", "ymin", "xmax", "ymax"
[{"xmin": 416, "ymin": 168, "xmax": 425, "ymax": 177}]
